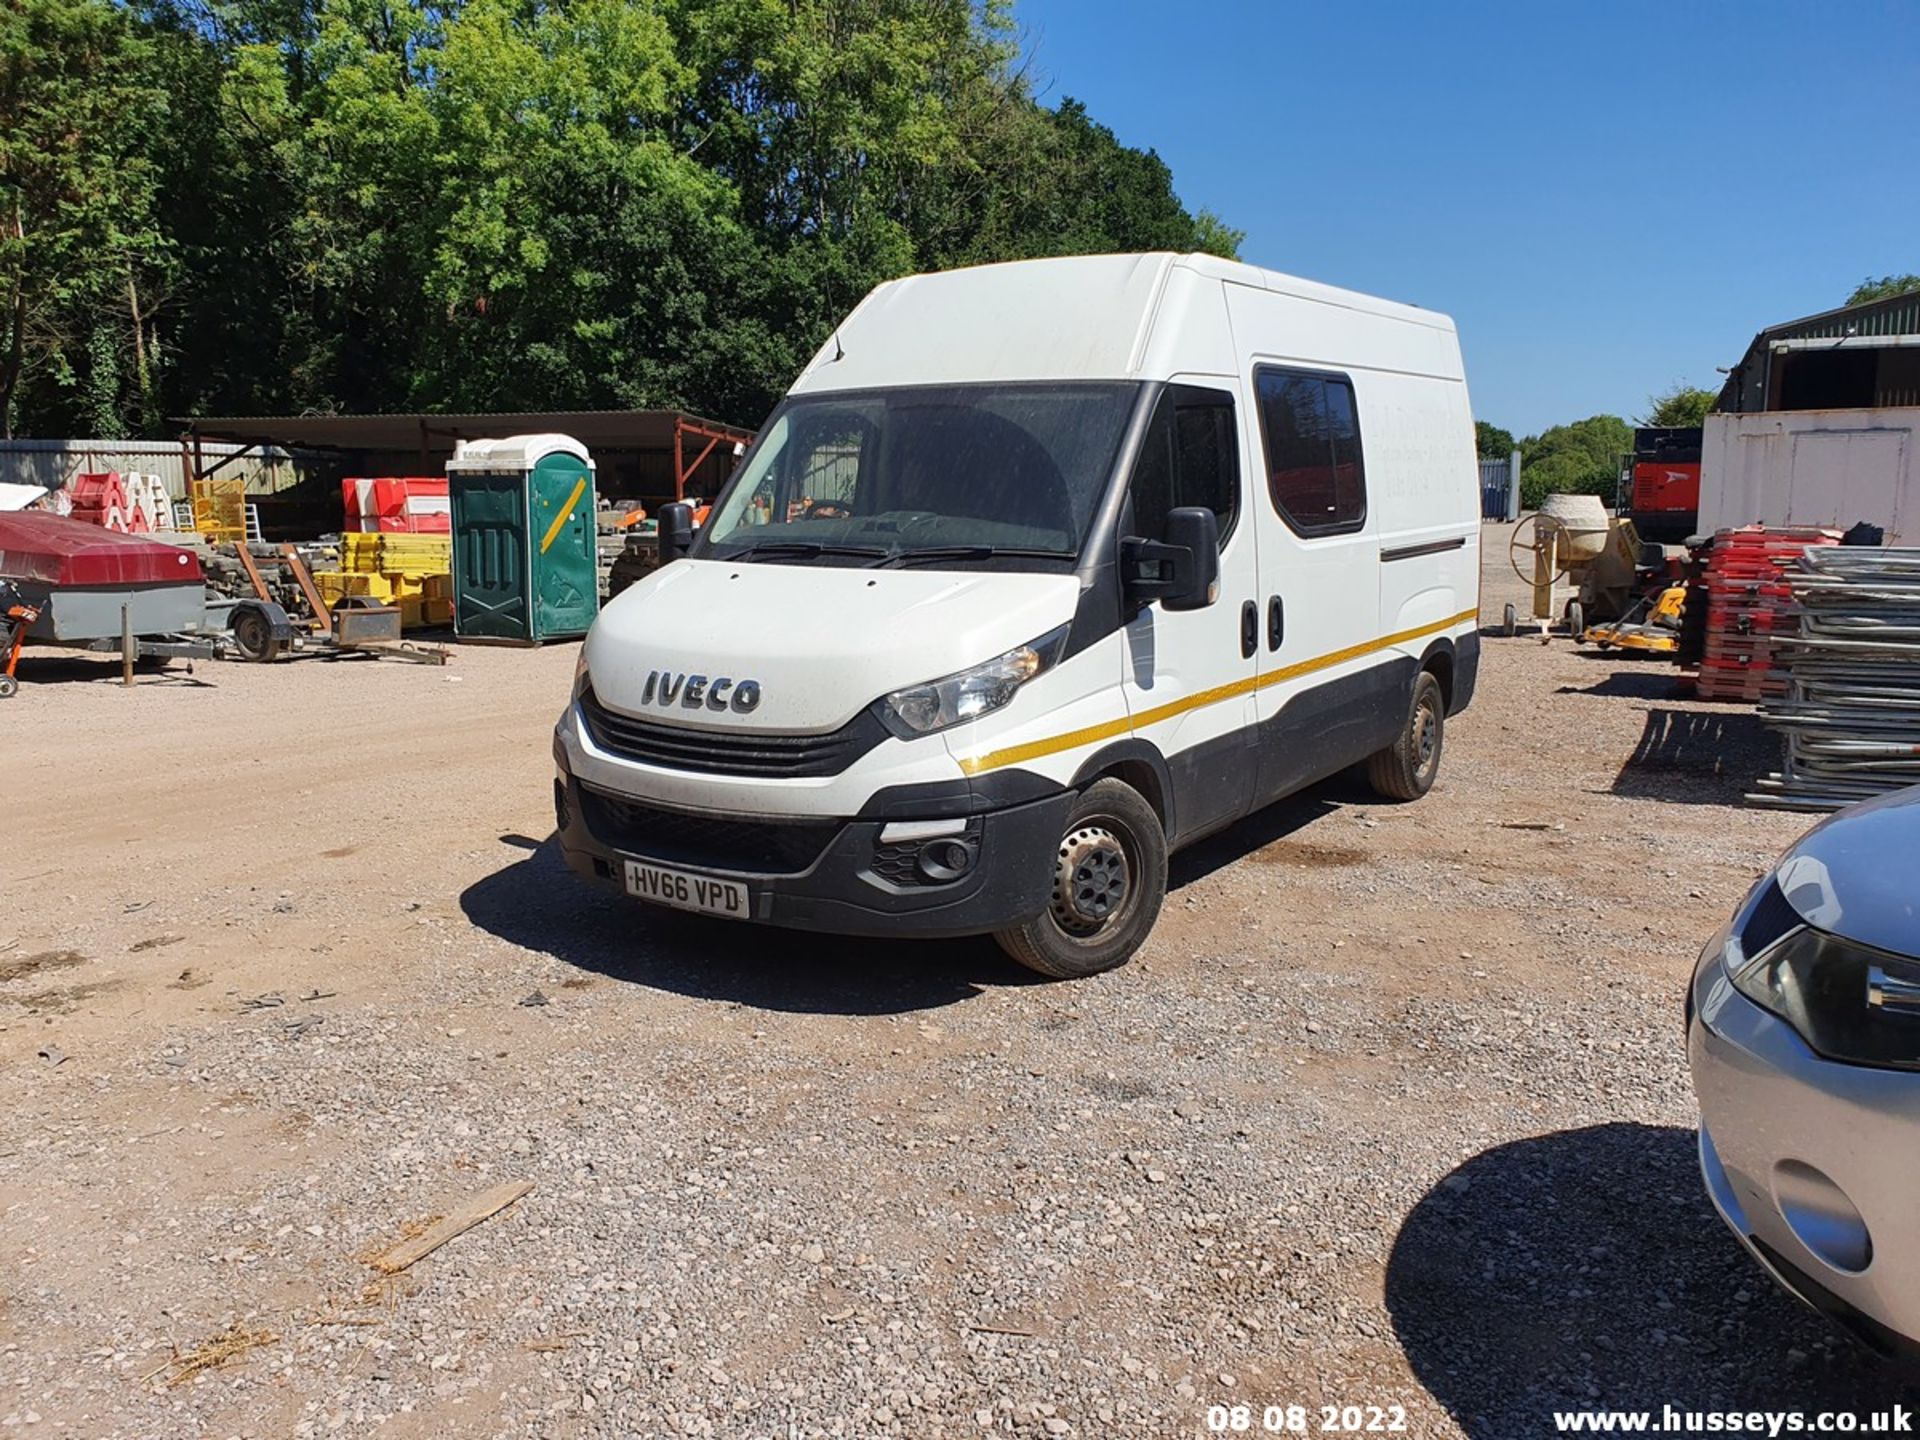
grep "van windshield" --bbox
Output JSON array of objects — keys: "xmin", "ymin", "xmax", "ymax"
[{"xmin": 697, "ymin": 382, "xmax": 1141, "ymax": 568}]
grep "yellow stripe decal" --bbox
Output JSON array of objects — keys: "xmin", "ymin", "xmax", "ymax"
[
  {"xmin": 539, "ymin": 477, "xmax": 589, "ymax": 554},
  {"xmin": 955, "ymin": 606, "xmax": 1480, "ymax": 775}
]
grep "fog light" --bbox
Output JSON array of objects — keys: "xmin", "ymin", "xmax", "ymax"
[
  {"xmin": 917, "ymin": 838, "xmax": 976, "ymax": 883},
  {"xmin": 554, "ymin": 778, "xmax": 571, "ymax": 832}
]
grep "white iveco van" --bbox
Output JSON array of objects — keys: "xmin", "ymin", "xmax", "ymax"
[{"xmin": 554, "ymin": 253, "xmax": 1481, "ymax": 977}]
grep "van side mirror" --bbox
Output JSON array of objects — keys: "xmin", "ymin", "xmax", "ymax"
[
  {"xmin": 1120, "ymin": 505, "xmax": 1220, "ymax": 612},
  {"xmin": 659, "ymin": 501, "xmax": 695, "ymax": 561}
]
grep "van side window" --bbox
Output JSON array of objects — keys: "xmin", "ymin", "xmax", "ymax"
[
  {"xmin": 1127, "ymin": 384, "xmax": 1239, "ymax": 547},
  {"xmin": 1255, "ymin": 367, "xmax": 1366, "ymax": 535}
]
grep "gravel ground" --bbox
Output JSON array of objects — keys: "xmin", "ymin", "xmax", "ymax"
[{"xmin": 4, "ymin": 525, "xmax": 1917, "ymax": 1438}]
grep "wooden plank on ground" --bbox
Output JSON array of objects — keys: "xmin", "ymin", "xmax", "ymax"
[{"xmin": 370, "ymin": 1181, "xmax": 533, "ymax": 1275}]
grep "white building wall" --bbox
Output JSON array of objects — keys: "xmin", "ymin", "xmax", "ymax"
[{"xmin": 1701, "ymin": 407, "xmax": 1919, "ymax": 543}]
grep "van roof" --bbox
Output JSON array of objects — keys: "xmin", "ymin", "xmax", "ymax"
[{"xmin": 789, "ymin": 252, "xmax": 1457, "ymax": 395}]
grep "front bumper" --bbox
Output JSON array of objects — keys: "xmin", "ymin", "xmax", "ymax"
[
  {"xmin": 1688, "ymin": 932, "xmax": 1920, "ymax": 1358},
  {"xmin": 552, "ymin": 752, "xmax": 1072, "ymax": 939}
]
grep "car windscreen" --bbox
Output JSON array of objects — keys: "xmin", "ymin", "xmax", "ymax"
[{"xmin": 697, "ymin": 382, "xmax": 1141, "ymax": 569}]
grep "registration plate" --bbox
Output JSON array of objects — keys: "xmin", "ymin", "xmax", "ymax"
[{"xmin": 622, "ymin": 860, "xmax": 751, "ymax": 919}]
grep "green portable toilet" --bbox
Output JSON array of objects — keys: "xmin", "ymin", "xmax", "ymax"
[{"xmin": 445, "ymin": 434, "xmax": 599, "ymax": 643}]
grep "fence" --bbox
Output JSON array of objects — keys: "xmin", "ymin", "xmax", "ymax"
[
  {"xmin": 0, "ymin": 438, "xmax": 311, "ymax": 500},
  {"xmin": 1479, "ymin": 451, "xmax": 1522, "ymax": 521}
]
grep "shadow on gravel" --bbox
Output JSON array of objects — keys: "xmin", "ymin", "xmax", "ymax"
[
  {"xmin": 14, "ymin": 652, "xmax": 214, "ymax": 687},
  {"xmin": 1611, "ymin": 707, "xmax": 1774, "ymax": 805},
  {"xmin": 1557, "ymin": 670, "xmax": 1688, "ymax": 701},
  {"xmin": 1386, "ymin": 1123, "xmax": 1920, "ymax": 1434},
  {"xmin": 1170, "ymin": 790, "xmax": 1345, "ymax": 889},
  {"xmin": 459, "ymin": 836, "xmax": 1040, "ymax": 1016}
]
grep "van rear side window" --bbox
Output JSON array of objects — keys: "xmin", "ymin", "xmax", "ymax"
[
  {"xmin": 1127, "ymin": 384, "xmax": 1239, "ymax": 547},
  {"xmin": 1255, "ymin": 367, "xmax": 1367, "ymax": 535}
]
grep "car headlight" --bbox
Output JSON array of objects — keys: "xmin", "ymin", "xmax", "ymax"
[
  {"xmin": 572, "ymin": 646, "xmax": 590, "ymax": 698},
  {"xmin": 880, "ymin": 625, "xmax": 1069, "ymax": 738},
  {"xmin": 1725, "ymin": 877, "xmax": 1920, "ymax": 1071}
]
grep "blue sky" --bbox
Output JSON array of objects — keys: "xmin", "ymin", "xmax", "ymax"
[{"xmin": 1018, "ymin": 0, "xmax": 1920, "ymax": 438}]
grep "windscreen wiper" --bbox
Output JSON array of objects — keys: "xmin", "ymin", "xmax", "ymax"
[
  {"xmin": 876, "ymin": 545, "xmax": 1075, "ymax": 568},
  {"xmin": 715, "ymin": 540, "xmax": 893, "ymax": 565}
]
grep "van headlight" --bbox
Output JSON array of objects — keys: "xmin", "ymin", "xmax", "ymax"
[
  {"xmin": 1725, "ymin": 876, "xmax": 1920, "ymax": 1071},
  {"xmin": 880, "ymin": 625, "xmax": 1069, "ymax": 738}
]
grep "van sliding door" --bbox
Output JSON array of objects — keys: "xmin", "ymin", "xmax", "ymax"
[{"xmin": 1245, "ymin": 362, "xmax": 1390, "ymax": 802}]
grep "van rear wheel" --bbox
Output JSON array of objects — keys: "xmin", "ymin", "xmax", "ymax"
[
  {"xmin": 993, "ymin": 778, "xmax": 1167, "ymax": 980},
  {"xmin": 1367, "ymin": 670, "xmax": 1445, "ymax": 801}
]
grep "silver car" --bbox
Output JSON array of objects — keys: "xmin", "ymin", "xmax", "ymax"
[{"xmin": 1689, "ymin": 784, "xmax": 1920, "ymax": 1357}]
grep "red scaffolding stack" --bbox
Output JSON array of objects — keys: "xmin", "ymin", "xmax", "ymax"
[{"xmin": 1694, "ymin": 525, "xmax": 1840, "ymax": 701}]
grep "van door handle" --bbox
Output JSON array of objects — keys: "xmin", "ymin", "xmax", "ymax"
[
  {"xmin": 1240, "ymin": 600, "xmax": 1257, "ymax": 659},
  {"xmin": 1267, "ymin": 596, "xmax": 1285, "ymax": 651}
]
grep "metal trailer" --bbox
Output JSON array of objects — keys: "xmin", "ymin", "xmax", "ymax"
[
  {"xmin": 16, "ymin": 593, "xmax": 446, "ymax": 679},
  {"xmin": 0, "ymin": 513, "xmax": 446, "ymax": 692}
]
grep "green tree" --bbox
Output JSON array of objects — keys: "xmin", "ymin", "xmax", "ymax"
[
  {"xmin": 1474, "ymin": 420, "xmax": 1513, "ymax": 458},
  {"xmin": 1641, "ymin": 383, "xmax": 1715, "ymax": 428},
  {"xmin": 0, "ymin": 0, "xmax": 165, "ymax": 436},
  {"xmin": 1519, "ymin": 414, "xmax": 1631, "ymax": 510},
  {"xmin": 413, "ymin": 0, "xmax": 769, "ymax": 414},
  {"xmin": 929, "ymin": 97, "xmax": 1240, "ymax": 267},
  {"xmin": 1847, "ymin": 274, "xmax": 1920, "ymax": 306},
  {"xmin": 107, "ymin": 0, "xmax": 1243, "ymax": 434}
]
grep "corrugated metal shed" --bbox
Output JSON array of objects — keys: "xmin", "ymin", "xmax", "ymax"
[
  {"xmin": 178, "ymin": 409, "xmax": 755, "ymax": 507},
  {"xmin": 0, "ymin": 438, "xmax": 306, "ymax": 499},
  {"xmin": 1717, "ymin": 290, "xmax": 1920, "ymax": 413}
]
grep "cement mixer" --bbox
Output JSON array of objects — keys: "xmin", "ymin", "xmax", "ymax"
[{"xmin": 1504, "ymin": 493, "xmax": 1645, "ymax": 638}]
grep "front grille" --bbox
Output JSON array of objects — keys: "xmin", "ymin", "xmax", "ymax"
[
  {"xmin": 578, "ymin": 685, "xmax": 886, "ymax": 778},
  {"xmin": 578, "ymin": 785, "xmax": 840, "ymax": 874}
]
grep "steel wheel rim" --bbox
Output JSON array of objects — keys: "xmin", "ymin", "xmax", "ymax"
[
  {"xmin": 1414, "ymin": 697, "xmax": 1440, "ymax": 775},
  {"xmin": 234, "ymin": 610, "xmax": 268, "ymax": 656},
  {"xmin": 1050, "ymin": 821, "xmax": 1134, "ymax": 940}
]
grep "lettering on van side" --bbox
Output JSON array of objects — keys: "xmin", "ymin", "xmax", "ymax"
[{"xmin": 641, "ymin": 671, "xmax": 762, "ymax": 714}]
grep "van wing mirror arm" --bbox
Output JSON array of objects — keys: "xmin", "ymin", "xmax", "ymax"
[
  {"xmin": 658, "ymin": 501, "xmax": 696, "ymax": 561},
  {"xmin": 1120, "ymin": 506, "xmax": 1220, "ymax": 612}
]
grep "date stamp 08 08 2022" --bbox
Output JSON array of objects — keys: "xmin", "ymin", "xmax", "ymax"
[{"xmin": 1206, "ymin": 1404, "xmax": 1412, "ymax": 1434}]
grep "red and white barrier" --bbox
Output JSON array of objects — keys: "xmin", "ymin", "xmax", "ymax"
[
  {"xmin": 66, "ymin": 471, "xmax": 172, "ymax": 533},
  {"xmin": 342, "ymin": 477, "xmax": 451, "ymax": 534}
]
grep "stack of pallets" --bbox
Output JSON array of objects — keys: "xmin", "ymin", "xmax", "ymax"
[
  {"xmin": 1751, "ymin": 547, "xmax": 1920, "ymax": 811},
  {"xmin": 1695, "ymin": 525, "xmax": 1840, "ymax": 701}
]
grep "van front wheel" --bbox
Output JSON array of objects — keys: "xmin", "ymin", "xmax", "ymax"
[
  {"xmin": 1367, "ymin": 670, "xmax": 1445, "ymax": 801},
  {"xmin": 993, "ymin": 778, "xmax": 1167, "ymax": 980}
]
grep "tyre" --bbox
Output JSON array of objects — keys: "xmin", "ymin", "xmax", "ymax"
[
  {"xmin": 1366, "ymin": 670, "xmax": 1445, "ymax": 801},
  {"xmin": 1566, "ymin": 599, "xmax": 1585, "ymax": 639},
  {"xmin": 230, "ymin": 605, "xmax": 282, "ymax": 663},
  {"xmin": 0, "ymin": 674, "xmax": 16, "ymax": 699},
  {"xmin": 1502, "ymin": 602, "xmax": 1518, "ymax": 637},
  {"xmin": 992, "ymin": 777, "xmax": 1167, "ymax": 980}
]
